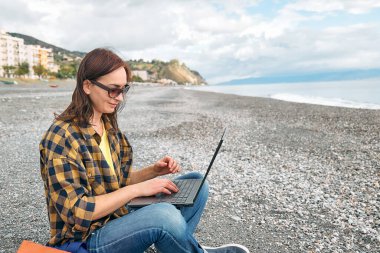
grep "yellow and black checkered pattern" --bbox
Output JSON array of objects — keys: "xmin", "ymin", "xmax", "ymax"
[{"xmin": 39, "ymin": 116, "xmax": 133, "ymax": 246}]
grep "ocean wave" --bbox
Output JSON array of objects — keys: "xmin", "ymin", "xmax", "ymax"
[{"xmin": 270, "ymin": 93, "xmax": 380, "ymax": 110}]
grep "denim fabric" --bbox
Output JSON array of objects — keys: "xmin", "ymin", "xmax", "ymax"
[
  {"xmin": 87, "ymin": 172, "xmax": 209, "ymax": 253},
  {"xmin": 54, "ymin": 241, "xmax": 89, "ymax": 253}
]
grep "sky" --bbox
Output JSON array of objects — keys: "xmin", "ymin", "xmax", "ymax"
[{"xmin": 1, "ymin": 0, "xmax": 380, "ymax": 84}]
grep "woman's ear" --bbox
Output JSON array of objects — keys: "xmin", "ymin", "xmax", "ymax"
[{"xmin": 83, "ymin": 80, "xmax": 91, "ymax": 95}]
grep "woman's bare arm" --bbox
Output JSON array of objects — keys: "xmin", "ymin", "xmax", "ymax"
[{"xmin": 92, "ymin": 176, "xmax": 178, "ymax": 220}]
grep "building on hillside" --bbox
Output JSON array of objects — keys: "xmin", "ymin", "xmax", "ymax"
[
  {"xmin": 132, "ymin": 70, "xmax": 149, "ymax": 81},
  {"xmin": 0, "ymin": 29, "xmax": 58, "ymax": 78},
  {"xmin": 0, "ymin": 30, "xmax": 25, "ymax": 77},
  {"xmin": 24, "ymin": 44, "xmax": 39, "ymax": 75},
  {"xmin": 39, "ymin": 47, "xmax": 59, "ymax": 73},
  {"xmin": 158, "ymin": 78, "xmax": 178, "ymax": 85}
]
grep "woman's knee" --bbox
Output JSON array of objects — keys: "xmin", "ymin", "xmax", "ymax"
[
  {"xmin": 197, "ymin": 175, "xmax": 209, "ymax": 199},
  {"xmin": 176, "ymin": 171, "xmax": 203, "ymax": 180},
  {"xmin": 150, "ymin": 203, "xmax": 187, "ymax": 237},
  {"xmin": 188, "ymin": 171, "xmax": 203, "ymax": 179}
]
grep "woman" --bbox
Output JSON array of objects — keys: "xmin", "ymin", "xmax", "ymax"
[{"xmin": 39, "ymin": 48, "xmax": 249, "ymax": 253}]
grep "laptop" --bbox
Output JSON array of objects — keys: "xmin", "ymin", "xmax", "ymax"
[{"xmin": 128, "ymin": 128, "xmax": 226, "ymax": 207}]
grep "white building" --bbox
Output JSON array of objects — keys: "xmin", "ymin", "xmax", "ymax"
[
  {"xmin": 25, "ymin": 44, "xmax": 39, "ymax": 76},
  {"xmin": 132, "ymin": 70, "xmax": 149, "ymax": 81},
  {"xmin": 0, "ymin": 30, "xmax": 24, "ymax": 76},
  {"xmin": 0, "ymin": 29, "xmax": 57, "ymax": 78}
]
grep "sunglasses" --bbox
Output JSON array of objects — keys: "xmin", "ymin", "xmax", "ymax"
[{"xmin": 90, "ymin": 80, "xmax": 130, "ymax": 98}]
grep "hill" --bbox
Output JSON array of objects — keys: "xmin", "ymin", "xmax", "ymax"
[
  {"xmin": 9, "ymin": 32, "xmax": 85, "ymax": 60},
  {"xmin": 128, "ymin": 59, "xmax": 206, "ymax": 85},
  {"xmin": 160, "ymin": 59, "xmax": 206, "ymax": 85},
  {"xmin": 8, "ymin": 32, "xmax": 207, "ymax": 84}
]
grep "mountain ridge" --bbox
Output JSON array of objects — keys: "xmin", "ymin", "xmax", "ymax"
[{"xmin": 9, "ymin": 32, "xmax": 86, "ymax": 59}]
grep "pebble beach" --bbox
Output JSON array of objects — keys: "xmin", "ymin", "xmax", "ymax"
[{"xmin": 0, "ymin": 82, "xmax": 379, "ymax": 252}]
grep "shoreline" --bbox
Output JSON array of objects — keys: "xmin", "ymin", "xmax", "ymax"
[
  {"xmin": 0, "ymin": 85, "xmax": 379, "ymax": 252},
  {"xmin": 2, "ymin": 80, "xmax": 380, "ymax": 111},
  {"xmin": 188, "ymin": 79, "xmax": 380, "ymax": 110}
]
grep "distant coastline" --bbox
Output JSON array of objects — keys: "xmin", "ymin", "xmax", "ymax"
[
  {"xmin": 222, "ymin": 69, "xmax": 380, "ymax": 85},
  {"xmin": 189, "ymin": 78, "xmax": 380, "ymax": 110}
]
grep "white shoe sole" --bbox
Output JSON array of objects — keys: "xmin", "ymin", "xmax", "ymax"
[{"xmin": 202, "ymin": 243, "xmax": 250, "ymax": 253}]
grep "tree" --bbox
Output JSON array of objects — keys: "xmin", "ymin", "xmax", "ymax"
[
  {"xmin": 2, "ymin": 65, "xmax": 16, "ymax": 78},
  {"xmin": 56, "ymin": 63, "xmax": 77, "ymax": 79},
  {"xmin": 15, "ymin": 62, "xmax": 29, "ymax": 77},
  {"xmin": 132, "ymin": 75, "xmax": 144, "ymax": 82},
  {"xmin": 33, "ymin": 64, "xmax": 48, "ymax": 79},
  {"xmin": 168, "ymin": 59, "xmax": 181, "ymax": 67}
]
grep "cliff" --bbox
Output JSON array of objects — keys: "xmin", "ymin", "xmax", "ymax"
[
  {"xmin": 159, "ymin": 60, "xmax": 206, "ymax": 85},
  {"xmin": 128, "ymin": 59, "xmax": 206, "ymax": 85}
]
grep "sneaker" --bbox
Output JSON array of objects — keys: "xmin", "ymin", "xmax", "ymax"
[{"xmin": 202, "ymin": 244, "xmax": 250, "ymax": 253}]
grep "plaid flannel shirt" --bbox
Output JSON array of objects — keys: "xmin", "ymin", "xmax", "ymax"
[{"xmin": 39, "ymin": 116, "xmax": 133, "ymax": 246}]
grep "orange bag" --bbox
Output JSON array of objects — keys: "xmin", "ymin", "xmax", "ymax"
[{"xmin": 17, "ymin": 240, "xmax": 69, "ymax": 253}]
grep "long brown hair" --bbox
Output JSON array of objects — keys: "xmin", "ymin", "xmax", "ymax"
[{"xmin": 56, "ymin": 48, "xmax": 132, "ymax": 131}]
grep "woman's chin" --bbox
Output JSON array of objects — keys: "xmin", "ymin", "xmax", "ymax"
[{"xmin": 105, "ymin": 106, "xmax": 117, "ymax": 113}]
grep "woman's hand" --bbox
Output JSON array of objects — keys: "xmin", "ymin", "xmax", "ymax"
[
  {"xmin": 153, "ymin": 156, "xmax": 181, "ymax": 176},
  {"xmin": 136, "ymin": 178, "xmax": 179, "ymax": 196},
  {"xmin": 93, "ymin": 178, "xmax": 178, "ymax": 220}
]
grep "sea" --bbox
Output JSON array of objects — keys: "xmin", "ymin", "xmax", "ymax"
[{"xmin": 189, "ymin": 78, "xmax": 380, "ymax": 110}]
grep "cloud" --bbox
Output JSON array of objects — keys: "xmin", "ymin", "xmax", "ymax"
[
  {"xmin": 286, "ymin": 0, "xmax": 380, "ymax": 14},
  {"xmin": 1, "ymin": 0, "xmax": 380, "ymax": 83},
  {"xmin": 0, "ymin": 0, "xmax": 44, "ymax": 29}
]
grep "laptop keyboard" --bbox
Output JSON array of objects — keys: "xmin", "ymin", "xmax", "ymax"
[{"xmin": 160, "ymin": 179, "xmax": 198, "ymax": 203}]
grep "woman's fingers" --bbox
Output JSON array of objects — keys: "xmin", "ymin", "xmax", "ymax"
[
  {"xmin": 167, "ymin": 159, "xmax": 180, "ymax": 173},
  {"xmin": 137, "ymin": 178, "xmax": 177, "ymax": 196},
  {"xmin": 161, "ymin": 179, "xmax": 179, "ymax": 194},
  {"xmin": 154, "ymin": 156, "xmax": 181, "ymax": 175},
  {"xmin": 169, "ymin": 159, "xmax": 175, "ymax": 169},
  {"xmin": 146, "ymin": 178, "xmax": 179, "ymax": 196},
  {"xmin": 162, "ymin": 179, "xmax": 179, "ymax": 193},
  {"xmin": 173, "ymin": 164, "xmax": 181, "ymax": 173}
]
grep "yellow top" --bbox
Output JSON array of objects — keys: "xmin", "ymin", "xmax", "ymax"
[{"xmin": 99, "ymin": 122, "xmax": 116, "ymax": 176}]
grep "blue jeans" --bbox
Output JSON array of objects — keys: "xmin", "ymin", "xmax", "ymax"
[{"xmin": 87, "ymin": 172, "xmax": 209, "ymax": 253}]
